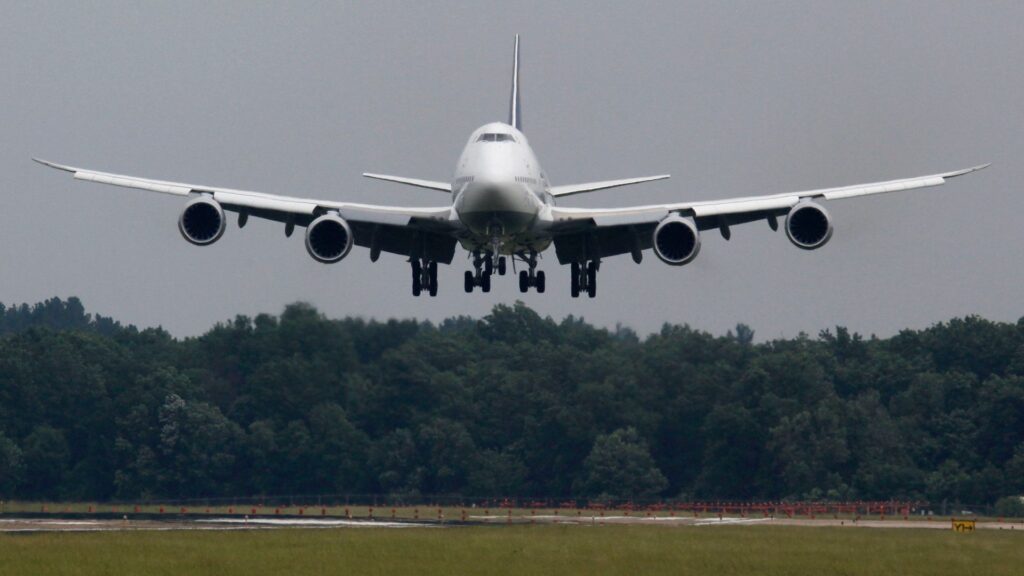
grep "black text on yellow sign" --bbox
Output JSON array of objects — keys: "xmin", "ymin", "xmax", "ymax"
[{"xmin": 952, "ymin": 519, "xmax": 976, "ymax": 532}]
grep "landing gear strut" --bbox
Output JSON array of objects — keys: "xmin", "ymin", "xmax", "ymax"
[
  {"xmin": 411, "ymin": 259, "xmax": 438, "ymax": 297},
  {"xmin": 517, "ymin": 251, "xmax": 545, "ymax": 293},
  {"xmin": 570, "ymin": 260, "xmax": 597, "ymax": 298},
  {"xmin": 464, "ymin": 251, "xmax": 493, "ymax": 293}
]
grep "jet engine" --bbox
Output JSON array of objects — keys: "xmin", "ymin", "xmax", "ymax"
[
  {"xmin": 178, "ymin": 196, "xmax": 226, "ymax": 246},
  {"xmin": 785, "ymin": 201, "xmax": 833, "ymax": 250},
  {"xmin": 305, "ymin": 213, "xmax": 353, "ymax": 263},
  {"xmin": 653, "ymin": 215, "xmax": 701, "ymax": 265}
]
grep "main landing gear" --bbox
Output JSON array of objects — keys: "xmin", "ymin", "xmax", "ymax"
[
  {"xmin": 411, "ymin": 259, "xmax": 438, "ymax": 297},
  {"xmin": 570, "ymin": 261, "xmax": 598, "ymax": 298},
  {"xmin": 517, "ymin": 250, "xmax": 545, "ymax": 293},
  {"xmin": 465, "ymin": 252, "xmax": 504, "ymax": 293}
]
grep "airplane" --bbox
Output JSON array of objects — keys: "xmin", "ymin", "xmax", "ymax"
[{"xmin": 36, "ymin": 36, "xmax": 988, "ymax": 298}]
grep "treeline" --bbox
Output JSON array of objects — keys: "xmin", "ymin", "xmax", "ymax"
[{"xmin": 0, "ymin": 297, "xmax": 1022, "ymax": 507}]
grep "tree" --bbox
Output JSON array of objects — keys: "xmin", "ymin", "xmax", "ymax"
[
  {"xmin": 20, "ymin": 426, "xmax": 70, "ymax": 499},
  {"xmin": 576, "ymin": 427, "xmax": 667, "ymax": 500},
  {"xmin": 156, "ymin": 394, "xmax": 243, "ymax": 497},
  {"xmin": 0, "ymin": 431, "xmax": 23, "ymax": 498}
]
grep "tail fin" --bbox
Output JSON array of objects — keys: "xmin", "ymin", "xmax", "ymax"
[{"xmin": 508, "ymin": 35, "xmax": 521, "ymax": 131}]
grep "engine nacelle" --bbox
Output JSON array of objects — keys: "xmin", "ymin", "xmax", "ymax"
[
  {"xmin": 785, "ymin": 201, "xmax": 833, "ymax": 250},
  {"xmin": 653, "ymin": 215, "xmax": 701, "ymax": 265},
  {"xmin": 305, "ymin": 213, "xmax": 353, "ymax": 263},
  {"xmin": 178, "ymin": 196, "xmax": 226, "ymax": 246}
]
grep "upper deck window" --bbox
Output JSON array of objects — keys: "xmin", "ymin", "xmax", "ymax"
[{"xmin": 477, "ymin": 133, "xmax": 516, "ymax": 143}]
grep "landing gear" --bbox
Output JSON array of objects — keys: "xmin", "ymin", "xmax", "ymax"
[
  {"xmin": 411, "ymin": 259, "xmax": 438, "ymax": 297},
  {"xmin": 570, "ymin": 260, "xmax": 598, "ymax": 298},
  {"xmin": 517, "ymin": 251, "xmax": 544, "ymax": 293},
  {"xmin": 464, "ymin": 252, "xmax": 493, "ymax": 293},
  {"xmin": 497, "ymin": 256, "xmax": 507, "ymax": 276}
]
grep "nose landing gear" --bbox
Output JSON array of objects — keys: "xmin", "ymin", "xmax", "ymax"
[
  {"xmin": 411, "ymin": 259, "xmax": 438, "ymax": 297},
  {"xmin": 570, "ymin": 261, "xmax": 598, "ymax": 298}
]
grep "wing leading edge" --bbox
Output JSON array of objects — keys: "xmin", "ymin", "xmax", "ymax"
[
  {"xmin": 546, "ymin": 164, "xmax": 990, "ymax": 264},
  {"xmin": 35, "ymin": 158, "xmax": 455, "ymax": 223},
  {"xmin": 549, "ymin": 164, "xmax": 989, "ymax": 225},
  {"xmin": 34, "ymin": 158, "xmax": 462, "ymax": 262}
]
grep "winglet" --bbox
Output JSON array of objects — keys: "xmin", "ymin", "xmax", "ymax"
[
  {"xmin": 942, "ymin": 163, "xmax": 991, "ymax": 179},
  {"xmin": 33, "ymin": 158, "xmax": 76, "ymax": 173},
  {"xmin": 508, "ymin": 35, "xmax": 521, "ymax": 131}
]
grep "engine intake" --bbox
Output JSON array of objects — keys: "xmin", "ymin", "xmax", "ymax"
[
  {"xmin": 178, "ymin": 196, "xmax": 226, "ymax": 246},
  {"xmin": 653, "ymin": 215, "xmax": 701, "ymax": 265},
  {"xmin": 305, "ymin": 213, "xmax": 353, "ymax": 263},
  {"xmin": 785, "ymin": 201, "xmax": 833, "ymax": 250}
]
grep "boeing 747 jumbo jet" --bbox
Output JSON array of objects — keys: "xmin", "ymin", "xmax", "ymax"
[{"xmin": 36, "ymin": 36, "xmax": 988, "ymax": 298}]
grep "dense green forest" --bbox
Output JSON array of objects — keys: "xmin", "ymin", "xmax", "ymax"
[{"xmin": 0, "ymin": 297, "xmax": 1022, "ymax": 508}]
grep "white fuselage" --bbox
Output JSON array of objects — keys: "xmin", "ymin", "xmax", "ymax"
[{"xmin": 451, "ymin": 122, "xmax": 552, "ymax": 254}]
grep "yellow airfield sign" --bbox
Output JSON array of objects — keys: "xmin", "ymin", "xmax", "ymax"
[{"xmin": 952, "ymin": 519, "xmax": 976, "ymax": 532}]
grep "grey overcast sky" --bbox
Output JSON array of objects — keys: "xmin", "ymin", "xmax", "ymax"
[{"xmin": 0, "ymin": 1, "xmax": 1020, "ymax": 338}]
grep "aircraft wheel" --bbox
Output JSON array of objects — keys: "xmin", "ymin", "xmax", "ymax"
[
  {"xmin": 464, "ymin": 271, "xmax": 474, "ymax": 293},
  {"xmin": 481, "ymin": 272, "xmax": 491, "ymax": 293},
  {"xmin": 519, "ymin": 270, "xmax": 529, "ymax": 293},
  {"xmin": 536, "ymin": 271, "xmax": 545, "ymax": 293},
  {"xmin": 570, "ymin": 262, "xmax": 580, "ymax": 298},
  {"xmin": 586, "ymin": 261, "xmax": 597, "ymax": 298},
  {"xmin": 412, "ymin": 260, "xmax": 422, "ymax": 296},
  {"xmin": 428, "ymin": 262, "xmax": 438, "ymax": 297},
  {"xmin": 428, "ymin": 262, "xmax": 438, "ymax": 296},
  {"xmin": 484, "ymin": 258, "xmax": 494, "ymax": 276},
  {"xmin": 498, "ymin": 256, "xmax": 507, "ymax": 275}
]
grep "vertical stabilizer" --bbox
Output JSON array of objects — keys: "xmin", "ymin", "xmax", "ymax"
[{"xmin": 508, "ymin": 35, "xmax": 521, "ymax": 131}]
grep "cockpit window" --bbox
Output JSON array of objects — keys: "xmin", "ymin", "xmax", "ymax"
[{"xmin": 476, "ymin": 133, "xmax": 516, "ymax": 143}]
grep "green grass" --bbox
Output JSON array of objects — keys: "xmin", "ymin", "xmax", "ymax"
[{"xmin": 2, "ymin": 525, "xmax": 1023, "ymax": 576}]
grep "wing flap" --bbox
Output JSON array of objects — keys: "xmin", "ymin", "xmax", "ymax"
[{"xmin": 691, "ymin": 196, "xmax": 799, "ymax": 218}]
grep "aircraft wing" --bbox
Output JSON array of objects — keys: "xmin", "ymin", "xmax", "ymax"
[
  {"xmin": 547, "ymin": 164, "xmax": 990, "ymax": 263},
  {"xmin": 35, "ymin": 158, "xmax": 462, "ymax": 263}
]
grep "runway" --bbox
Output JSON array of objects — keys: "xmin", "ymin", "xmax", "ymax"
[
  {"xmin": 0, "ymin": 517, "xmax": 434, "ymax": 532},
  {"xmin": 3, "ymin": 515, "xmax": 1020, "ymax": 532}
]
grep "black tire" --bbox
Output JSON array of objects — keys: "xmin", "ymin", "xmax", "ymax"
[
  {"xmin": 570, "ymin": 262, "xmax": 580, "ymax": 297},
  {"xmin": 481, "ymin": 272, "xmax": 491, "ymax": 293},
  {"xmin": 464, "ymin": 271, "xmax": 474, "ymax": 293},
  {"xmin": 519, "ymin": 270, "xmax": 529, "ymax": 293},
  {"xmin": 536, "ymin": 271, "xmax": 545, "ymax": 293},
  {"xmin": 587, "ymin": 261, "xmax": 597, "ymax": 298},
  {"xmin": 428, "ymin": 261, "xmax": 438, "ymax": 296},
  {"xmin": 412, "ymin": 261, "xmax": 422, "ymax": 296},
  {"xmin": 498, "ymin": 256, "xmax": 507, "ymax": 275},
  {"xmin": 484, "ymin": 258, "xmax": 493, "ymax": 276}
]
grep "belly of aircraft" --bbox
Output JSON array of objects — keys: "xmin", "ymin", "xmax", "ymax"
[{"xmin": 456, "ymin": 183, "xmax": 539, "ymax": 236}]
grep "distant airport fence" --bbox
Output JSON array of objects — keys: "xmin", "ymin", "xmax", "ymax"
[{"xmin": 2, "ymin": 495, "xmax": 1017, "ymax": 521}]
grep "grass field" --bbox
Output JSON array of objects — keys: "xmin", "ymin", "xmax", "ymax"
[{"xmin": 2, "ymin": 525, "xmax": 1022, "ymax": 576}]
